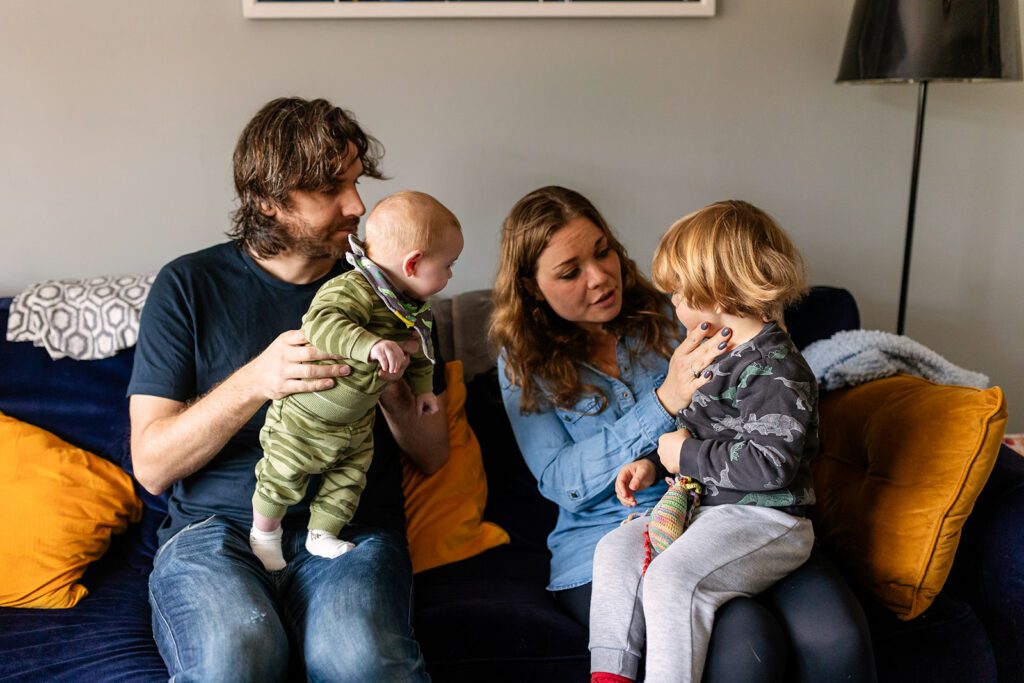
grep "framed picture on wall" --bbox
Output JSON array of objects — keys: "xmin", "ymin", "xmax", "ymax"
[{"xmin": 241, "ymin": 0, "xmax": 716, "ymax": 19}]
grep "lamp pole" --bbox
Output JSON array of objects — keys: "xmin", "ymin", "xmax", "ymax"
[{"xmin": 897, "ymin": 80, "xmax": 928, "ymax": 337}]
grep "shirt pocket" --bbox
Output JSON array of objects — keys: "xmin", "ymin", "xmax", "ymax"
[{"xmin": 555, "ymin": 395, "xmax": 606, "ymax": 441}]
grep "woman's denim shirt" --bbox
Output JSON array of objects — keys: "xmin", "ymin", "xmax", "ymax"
[{"xmin": 498, "ymin": 336, "xmax": 675, "ymax": 591}]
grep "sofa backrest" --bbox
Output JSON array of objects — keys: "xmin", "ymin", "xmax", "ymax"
[
  {"xmin": 431, "ymin": 286, "xmax": 861, "ymax": 551},
  {"xmin": 0, "ymin": 285, "xmax": 859, "ymax": 463},
  {"xmin": 0, "ymin": 297, "xmax": 135, "ymax": 471},
  {"xmin": 431, "ymin": 286, "xmax": 860, "ymax": 383},
  {"xmin": 0, "ymin": 286, "xmax": 860, "ymax": 555}
]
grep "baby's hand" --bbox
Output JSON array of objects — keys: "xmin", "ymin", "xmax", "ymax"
[
  {"xmin": 615, "ymin": 459, "xmax": 657, "ymax": 507},
  {"xmin": 416, "ymin": 392, "xmax": 439, "ymax": 416},
  {"xmin": 657, "ymin": 428, "xmax": 691, "ymax": 474},
  {"xmin": 369, "ymin": 340, "xmax": 410, "ymax": 377}
]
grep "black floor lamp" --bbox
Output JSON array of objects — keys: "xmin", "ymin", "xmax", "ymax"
[{"xmin": 837, "ymin": 0, "xmax": 1021, "ymax": 335}]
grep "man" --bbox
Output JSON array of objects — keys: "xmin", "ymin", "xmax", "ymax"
[{"xmin": 129, "ymin": 97, "xmax": 448, "ymax": 682}]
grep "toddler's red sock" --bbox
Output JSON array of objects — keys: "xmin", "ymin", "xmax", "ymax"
[{"xmin": 590, "ymin": 673, "xmax": 633, "ymax": 683}]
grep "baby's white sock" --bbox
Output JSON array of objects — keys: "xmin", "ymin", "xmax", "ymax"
[
  {"xmin": 305, "ymin": 529, "xmax": 355, "ymax": 559},
  {"xmin": 249, "ymin": 526, "xmax": 287, "ymax": 571}
]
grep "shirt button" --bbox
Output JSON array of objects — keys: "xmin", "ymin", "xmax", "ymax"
[
  {"xmin": 564, "ymin": 415, "xmax": 571, "ymax": 422},
  {"xmin": 622, "ymin": 391, "xmax": 628, "ymax": 399}
]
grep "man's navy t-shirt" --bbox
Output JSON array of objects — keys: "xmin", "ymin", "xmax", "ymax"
[{"xmin": 128, "ymin": 242, "xmax": 446, "ymax": 546}]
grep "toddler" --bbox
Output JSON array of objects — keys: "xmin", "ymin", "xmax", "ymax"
[
  {"xmin": 589, "ymin": 200, "xmax": 817, "ymax": 683},
  {"xmin": 249, "ymin": 190, "xmax": 463, "ymax": 571}
]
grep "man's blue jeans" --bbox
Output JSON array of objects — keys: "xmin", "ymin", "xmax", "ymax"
[{"xmin": 148, "ymin": 516, "xmax": 429, "ymax": 682}]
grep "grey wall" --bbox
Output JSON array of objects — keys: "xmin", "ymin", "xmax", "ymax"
[{"xmin": 2, "ymin": 1, "xmax": 1022, "ymax": 430}]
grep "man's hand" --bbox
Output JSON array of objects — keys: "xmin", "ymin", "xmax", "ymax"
[
  {"xmin": 380, "ymin": 379, "xmax": 450, "ymax": 475},
  {"xmin": 250, "ymin": 329, "xmax": 351, "ymax": 401},
  {"xmin": 615, "ymin": 459, "xmax": 657, "ymax": 507},
  {"xmin": 416, "ymin": 392, "xmax": 440, "ymax": 416},
  {"xmin": 370, "ymin": 340, "xmax": 411, "ymax": 377},
  {"xmin": 657, "ymin": 428, "xmax": 691, "ymax": 475}
]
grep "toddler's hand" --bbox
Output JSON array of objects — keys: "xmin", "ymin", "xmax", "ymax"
[
  {"xmin": 615, "ymin": 459, "xmax": 657, "ymax": 507},
  {"xmin": 657, "ymin": 428, "xmax": 691, "ymax": 474},
  {"xmin": 416, "ymin": 392, "xmax": 439, "ymax": 416},
  {"xmin": 369, "ymin": 340, "xmax": 410, "ymax": 377}
]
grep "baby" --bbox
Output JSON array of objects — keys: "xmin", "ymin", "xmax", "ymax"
[
  {"xmin": 249, "ymin": 190, "xmax": 463, "ymax": 571},
  {"xmin": 589, "ymin": 200, "xmax": 818, "ymax": 683}
]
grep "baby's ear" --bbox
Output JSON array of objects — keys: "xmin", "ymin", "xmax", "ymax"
[{"xmin": 402, "ymin": 250, "xmax": 423, "ymax": 277}]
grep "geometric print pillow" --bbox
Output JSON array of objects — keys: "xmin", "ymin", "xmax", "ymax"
[{"xmin": 6, "ymin": 274, "xmax": 154, "ymax": 360}]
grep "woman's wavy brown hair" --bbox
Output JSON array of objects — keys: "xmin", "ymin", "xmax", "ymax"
[
  {"xmin": 489, "ymin": 186, "xmax": 679, "ymax": 414},
  {"xmin": 228, "ymin": 97, "xmax": 386, "ymax": 258}
]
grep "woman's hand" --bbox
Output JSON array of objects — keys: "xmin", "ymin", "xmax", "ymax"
[
  {"xmin": 657, "ymin": 428, "xmax": 690, "ymax": 474},
  {"xmin": 655, "ymin": 323, "xmax": 733, "ymax": 415},
  {"xmin": 615, "ymin": 459, "xmax": 657, "ymax": 507}
]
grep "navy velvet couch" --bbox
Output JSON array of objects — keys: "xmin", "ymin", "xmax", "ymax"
[{"xmin": 1, "ymin": 287, "xmax": 1022, "ymax": 682}]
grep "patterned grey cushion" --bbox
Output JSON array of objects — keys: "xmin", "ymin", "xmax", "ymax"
[{"xmin": 6, "ymin": 274, "xmax": 154, "ymax": 360}]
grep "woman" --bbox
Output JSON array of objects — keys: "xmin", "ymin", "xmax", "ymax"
[{"xmin": 490, "ymin": 186, "xmax": 875, "ymax": 682}]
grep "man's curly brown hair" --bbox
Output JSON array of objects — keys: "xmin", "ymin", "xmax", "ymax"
[{"xmin": 228, "ymin": 97, "xmax": 385, "ymax": 258}]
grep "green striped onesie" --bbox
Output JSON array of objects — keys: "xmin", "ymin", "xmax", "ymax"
[{"xmin": 253, "ymin": 270, "xmax": 434, "ymax": 535}]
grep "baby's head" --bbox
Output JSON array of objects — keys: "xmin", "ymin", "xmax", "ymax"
[
  {"xmin": 364, "ymin": 190, "xmax": 463, "ymax": 300},
  {"xmin": 651, "ymin": 200, "xmax": 807, "ymax": 323}
]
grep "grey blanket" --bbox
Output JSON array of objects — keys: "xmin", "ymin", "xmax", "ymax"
[{"xmin": 802, "ymin": 330, "xmax": 989, "ymax": 391}]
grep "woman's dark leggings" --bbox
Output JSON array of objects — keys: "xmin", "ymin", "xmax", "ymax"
[{"xmin": 555, "ymin": 546, "xmax": 877, "ymax": 682}]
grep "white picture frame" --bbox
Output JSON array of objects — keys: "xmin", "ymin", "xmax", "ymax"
[{"xmin": 242, "ymin": 0, "xmax": 716, "ymax": 20}]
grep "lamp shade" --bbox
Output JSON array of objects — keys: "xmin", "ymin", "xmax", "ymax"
[{"xmin": 837, "ymin": 0, "xmax": 1022, "ymax": 83}]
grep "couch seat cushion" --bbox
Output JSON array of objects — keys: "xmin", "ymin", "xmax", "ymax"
[
  {"xmin": 414, "ymin": 544, "xmax": 588, "ymax": 682},
  {"xmin": 0, "ymin": 554, "xmax": 166, "ymax": 682}
]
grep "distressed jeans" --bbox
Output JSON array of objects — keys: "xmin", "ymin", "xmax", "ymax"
[{"xmin": 148, "ymin": 516, "xmax": 428, "ymax": 683}]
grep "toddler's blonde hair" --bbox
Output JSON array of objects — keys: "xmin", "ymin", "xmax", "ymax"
[
  {"xmin": 364, "ymin": 190, "xmax": 461, "ymax": 258},
  {"xmin": 651, "ymin": 200, "xmax": 807, "ymax": 322}
]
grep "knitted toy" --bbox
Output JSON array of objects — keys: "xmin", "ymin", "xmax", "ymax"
[{"xmin": 623, "ymin": 476, "xmax": 702, "ymax": 575}]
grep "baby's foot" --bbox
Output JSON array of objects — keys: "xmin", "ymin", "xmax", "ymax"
[
  {"xmin": 249, "ymin": 527, "xmax": 287, "ymax": 571},
  {"xmin": 306, "ymin": 529, "xmax": 355, "ymax": 559}
]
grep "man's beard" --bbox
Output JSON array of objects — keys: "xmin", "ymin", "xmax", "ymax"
[{"xmin": 271, "ymin": 216, "xmax": 359, "ymax": 260}]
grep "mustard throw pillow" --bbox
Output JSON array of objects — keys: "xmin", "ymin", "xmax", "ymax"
[
  {"xmin": 402, "ymin": 361, "xmax": 510, "ymax": 574},
  {"xmin": 812, "ymin": 375, "xmax": 1006, "ymax": 620},
  {"xmin": 0, "ymin": 411, "xmax": 142, "ymax": 608}
]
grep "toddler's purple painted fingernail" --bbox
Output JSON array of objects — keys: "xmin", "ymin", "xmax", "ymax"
[
  {"xmin": 700, "ymin": 322, "xmax": 709, "ymax": 330},
  {"xmin": 704, "ymin": 370, "xmax": 713, "ymax": 379},
  {"xmin": 717, "ymin": 341, "xmax": 727, "ymax": 350},
  {"xmin": 721, "ymin": 327, "xmax": 731, "ymax": 336}
]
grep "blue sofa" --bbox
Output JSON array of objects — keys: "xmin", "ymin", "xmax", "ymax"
[{"xmin": 1, "ymin": 287, "xmax": 1021, "ymax": 682}]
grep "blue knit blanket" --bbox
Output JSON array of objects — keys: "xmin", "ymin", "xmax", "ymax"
[{"xmin": 802, "ymin": 330, "xmax": 989, "ymax": 392}]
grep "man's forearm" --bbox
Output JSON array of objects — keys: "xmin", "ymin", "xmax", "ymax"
[
  {"xmin": 130, "ymin": 365, "xmax": 267, "ymax": 495},
  {"xmin": 379, "ymin": 381, "xmax": 449, "ymax": 474}
]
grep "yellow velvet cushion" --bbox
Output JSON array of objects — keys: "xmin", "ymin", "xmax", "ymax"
[
  {"xmin": 402, "ymin": 361, "xmax": 510, "ymax": 574},
  {"xmin": 812, "ymin": 375, "xmax": 1007, "ymax": 620},
  {"xmin": 0, "ymin": 411, "xmax": 142, "ymax": 608}
]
